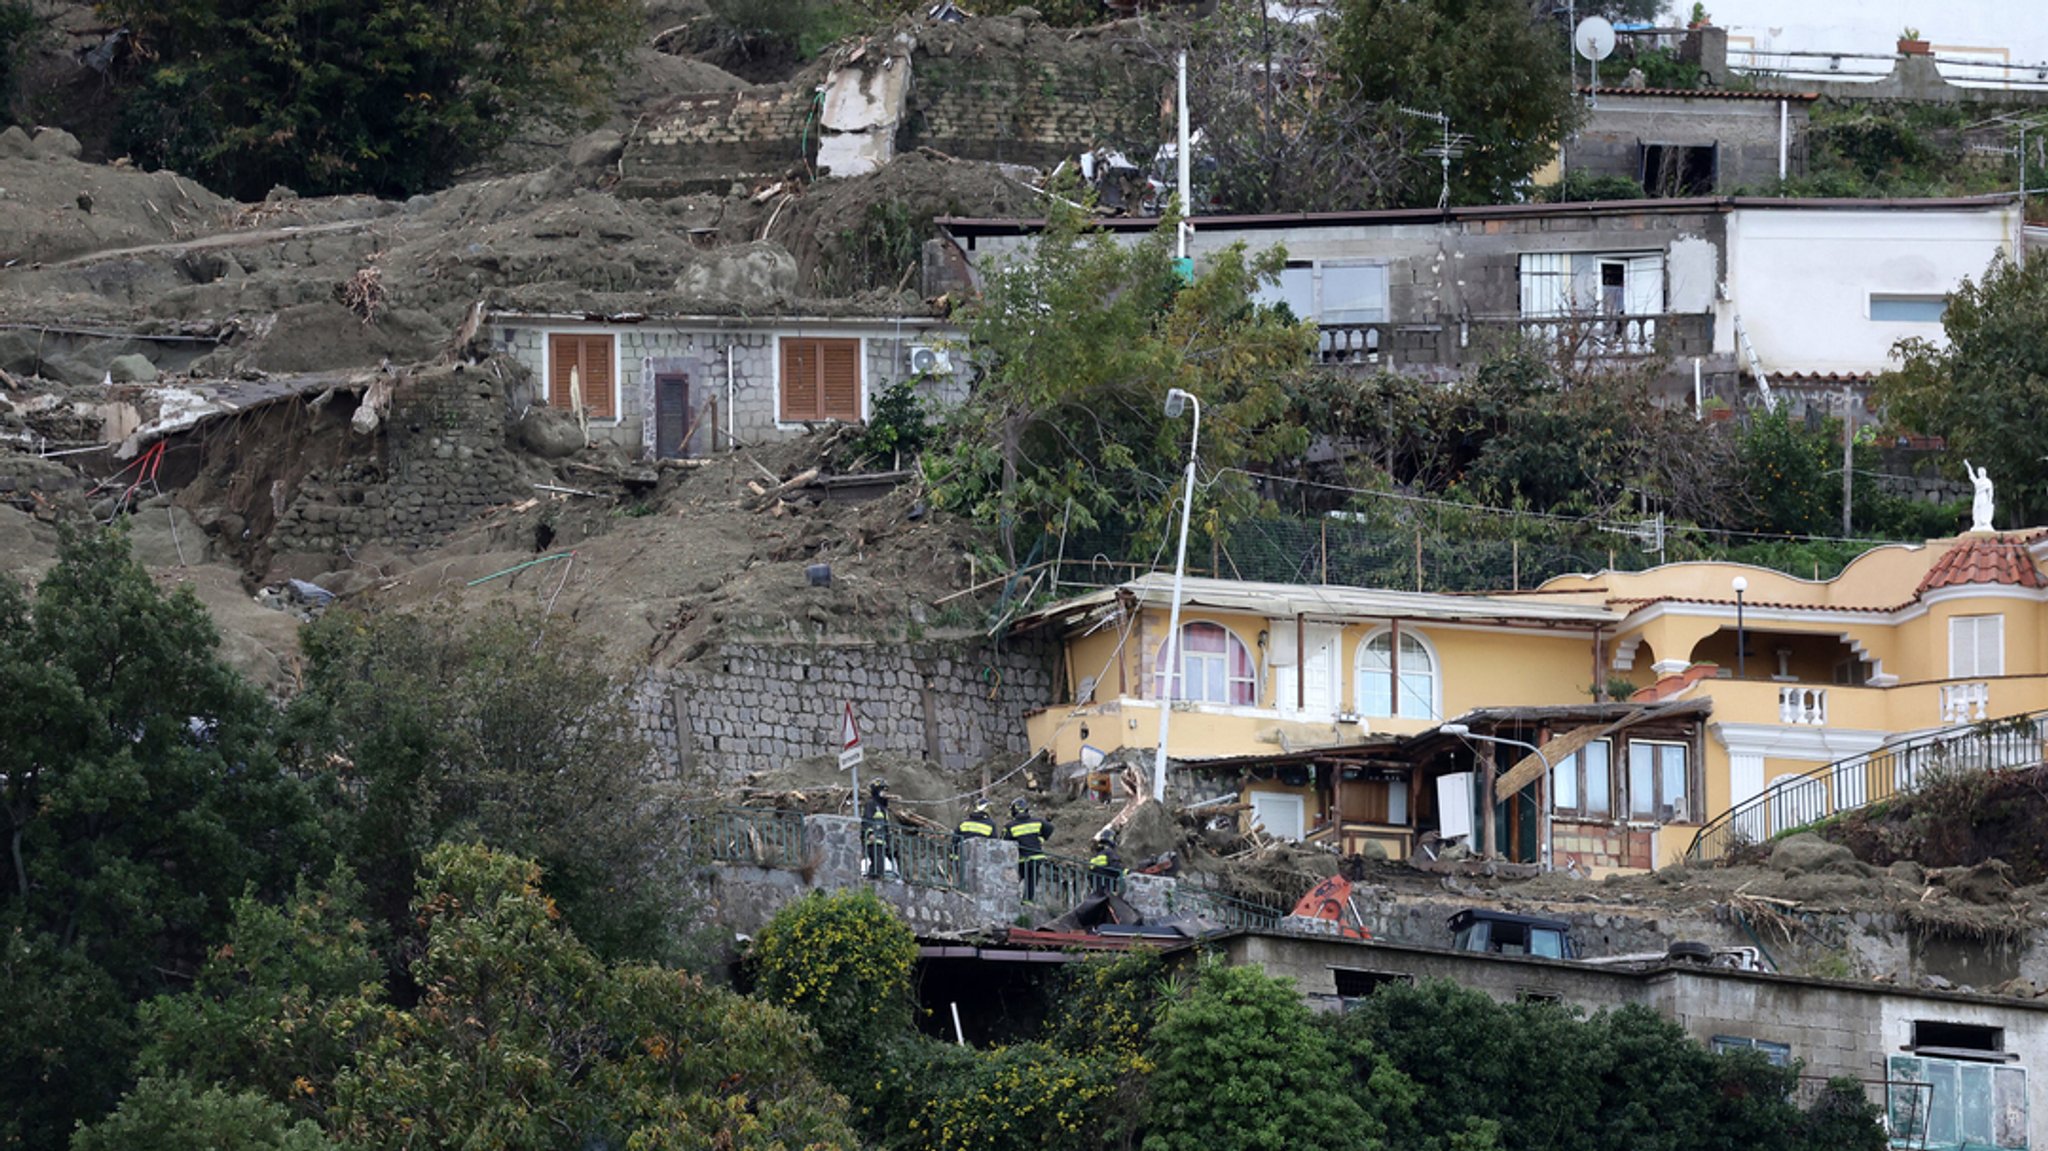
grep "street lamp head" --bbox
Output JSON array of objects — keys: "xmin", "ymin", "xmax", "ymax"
[
  {"xmin": 1439, "ymin": 723, "xmax": 1471, "ymax": 736},
  {"xmin": 1731, "ymin": 575, "xmax": 1748, "ymax": 595},
  {"xmin": 1164, "ymin": 388, "xmax": 1191, "ymax": 419}
]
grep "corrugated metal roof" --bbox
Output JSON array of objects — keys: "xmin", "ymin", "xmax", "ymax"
[
  {"xmin": 938, "ymin": 194, "xmax": 2021, "ymax": 235},
  {"xmin": 1012, "ymin": 573, "xmax": 1622, "ymax": 633},
  {"xmin": 1583, "ymin": 85, "xmax": 1821, "ymax": 101}
]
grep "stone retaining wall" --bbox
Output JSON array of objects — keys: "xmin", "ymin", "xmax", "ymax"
[{"xmin": 635, "ymin": 634, "xmax": 1059, "ymax": 780}]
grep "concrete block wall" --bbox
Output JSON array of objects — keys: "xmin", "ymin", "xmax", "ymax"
[
  {"xmin": 628, "ymin": 88, "xmax": 815, "ymax": 192},
  {"xmin": 633, "ymin": 634, "xmax": 1058, "ymax": 781},
  {"xmin": 271, "ymin": 366, "xmax": 531, "ymax": 554},
  {"xmin": 906, "ymin": 53, "xmax": 1161, "ymax": 169}
]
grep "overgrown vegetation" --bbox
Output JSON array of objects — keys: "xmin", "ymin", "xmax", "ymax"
[
  {"xmin": 104, "ymin": 0, "xmax": 637, "ymax": 198},
  {"xmin": 1877, "ymin": 253, "xmax": 2048, "ymax": 527},
  {"xmin": 0, "ymin": 0, "xmax": 36, "ymax": 126}
]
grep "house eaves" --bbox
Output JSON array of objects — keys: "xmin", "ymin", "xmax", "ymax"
[{"xmin": 1009, "ymin": 573, "xmax": 1622, "ymax": 635}]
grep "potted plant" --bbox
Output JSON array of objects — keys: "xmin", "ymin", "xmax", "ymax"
[
  {"xmin": 1897, "ymin": 27, "xmax": 1930, "ymax": 55},
  {"xmin": 1687, "ymin": 2, "xmax": 1710, "ymax": 29}
]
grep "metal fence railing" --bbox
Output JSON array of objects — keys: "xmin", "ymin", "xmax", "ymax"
[
  {"xmin": 878, "ymin": 824, "xmax": 967, "ymax": 891},
  {"xmin": 682, "ymin": 808, "xmax": 810, "ymax": 870},
  {"xmin": 1164, "ymin": 883, "xmax": 1287, "ymax": 933},
  {"xmin": 1026, "ymin": 851, "xmax": 1125, "ymax": 909},
  {"xmin": 1687, "ymin": 713, "xmax": 2048, "ymax": 865}
]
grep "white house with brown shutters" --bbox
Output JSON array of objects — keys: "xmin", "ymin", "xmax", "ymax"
[{"xmin": 489, "ymin": 310, "xmax": 966, "ymax": 459}]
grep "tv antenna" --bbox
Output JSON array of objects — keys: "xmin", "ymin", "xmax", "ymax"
[
  {"xmin": 1397, "ymin": 106, "xmax": 1471, "ymax": 211},
  {"xmin": 1575, "ymin": 16, "xmax": 1616, "ymax": 106}
]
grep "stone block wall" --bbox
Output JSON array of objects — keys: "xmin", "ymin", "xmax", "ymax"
[
  {"xmin": 634, "ymin": 633, "xmax": 1058, "ymax": 781},
  {"xmin": 626, "ymin": 88, "xmax": 816, "ymax": 194},
  {"xmin": 905, "ymin": 49, "xmax": 1162, "ymax": 169},
  {"xmin": 271, "ymin": 365, "xmax": 532, "ymax": 554},
  {"xmin": 685, "ymin": 816, "xmax": 1022, "ymax": 936}
]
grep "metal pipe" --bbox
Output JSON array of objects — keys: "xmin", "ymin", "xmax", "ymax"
[
  {"xmin": 1177, "ymin": 49, "xmax": 1191, "ymax": 261},
  {"xmin": 725, "ymin": 343, "xmax": 736, "ymax": 450},
  {"xmin": 1778, "ymin": 99, "xmax": 1789, "ymax": 182},
  {"xmin": 1153, "ymin": 388, "xmax": 1202, "ymax": 805}
]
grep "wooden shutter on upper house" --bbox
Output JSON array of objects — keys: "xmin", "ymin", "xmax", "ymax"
[
  {"xmin": 780, "ymin": 337, "xmax": 862, "ymax": 422},
  {"xmin": 547, "ymin": 333, "xmax": 616, "ymax": 420}
]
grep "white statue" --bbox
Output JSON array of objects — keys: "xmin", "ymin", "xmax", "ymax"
[{"xmin": 1966, "ymin": 460, "xmax": 1995, "ymax": 532}]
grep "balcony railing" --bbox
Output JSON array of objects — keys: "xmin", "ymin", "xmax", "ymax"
[
  {"xmin": 682, "ymin": 808, "xmax": 810, "ymax": 870},
  {"xmin": 1779, "ymin": 686, "xmax": 1828, "ymax": 726},
  {"xmin": 1316, "ymin": 312, "xmax": 1708, "ymax": 369},
  {"xmin": 1939, "ymin": 681, "xmax": 1989, "ymax": 724},
  {"xmin": 1028, "ymin": 850, "xmax": 1124, "ymax": 909},
  {"xmin": 1686, "ymin": 711, "xmax": 2048, "ymax": 864},
  {"xmin": 1163, "ymin": 883, "xmax": 1287, "ymax": 933}
]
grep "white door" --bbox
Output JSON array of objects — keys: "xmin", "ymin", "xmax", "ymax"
[
  {"xmin": 1276, "ymin": 624, "xmax": 1342, "ymax": 718},
  {"xmin": 1249, "ymin": 791, "xmax": 1306, "ymax": 841}
]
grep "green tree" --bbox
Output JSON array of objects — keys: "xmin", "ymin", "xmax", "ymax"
[
  {"xmin": 1143, "ymin": 960, "xmax": 1377, "ymax": 1151},
  {"xmin": 91, "ymin": 844, "xmax": 856, "ymax": 1151},
  {"xmin": 751, "ymin": 888, "xmax": 919, "ymax": 1058},
  {"xmin": 1326, "ymin": 0, "xmax": 1576, "ymax": 207},
  {"xmin": 71, "ymin": 1077, "xmax": 328, "ymax": 1151},
  {"xmin": 925, "ymin": 197, "xmax": 1315, "ymax": 567},
  {"xmin": 104, "ymin": 0, "xmax": 636, "ymax": 198},
  {"xmin": 288, "ymin": 606, "xmax": 685, "ymax": 962},
  {"xmin": 0, "ymin": 526, "xmax": 318, "ymax": 1146},
  {"xmin": 1877, "ymin": 253, "xmax": 2048, "ymax": 527},
  {"xmin": 1736, "ymin": 408, "xmax": 1838, "ymax": 537}
]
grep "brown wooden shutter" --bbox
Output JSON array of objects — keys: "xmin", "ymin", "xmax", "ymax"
[
  {"xmin": 819, "ymin": 339, "xmax": 860, "ymax": 422},
  {"xmin": 781, "ymin": 338, "xmax": 819, "ymax": 421},
  {"xmin": 548, "ymin": 334, "xmax": 578, "ymax": 412},
  {"xmin": 582, "ymin": 335, "xmax": 615, "ymax": 420},
  {"xmin": 547, "ymin": 334, "xmax": 616, "ymax": 419}
]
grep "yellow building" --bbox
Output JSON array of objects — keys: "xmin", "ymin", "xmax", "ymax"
[{"xmin": 1013, "ymin": 531, "xmax": 2048, "ymax": 874}]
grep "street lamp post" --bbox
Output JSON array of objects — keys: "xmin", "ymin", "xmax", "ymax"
[
  {"xmin": 1441, "ymin": 722, "xmax": 1556, "ymax": 870},
  {"xmin": 1732, "ymin": 575, "xmax": 1749, "ymax": 679},
  {"xmin": 1153, "ymin": 388, "xmax": 1202, "ymax": 806}
]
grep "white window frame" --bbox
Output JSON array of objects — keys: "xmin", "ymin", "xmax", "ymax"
[
  {"xmin": 1555, "ymin": 738, "xmax": 1614, "ymax": 819},
  {"xmin": 774, "ymin": 334, "xmax": 869, "ymax": 429},
  {"xmin": 1355, "ymin": 627, "xmax": 1441, "ymax": 721},
  {"xmin": 1870, "ymin": 293, "xmax": 1948, "ymax": 324},
  {"xmin": 1153, "ymin": 621, "xmax": 1259, "ymax": 706},
  {"xmin": 1252, "ymin": 261, "xmax": 1389, "ymax": 325},
  {"xmin": 1627, "ymin": 739, "xmax": 1692, "ymax": 822},
  {"xmin": 1274, "ymin": 621, "xmax": 1343, "ymax": 719},
  {"xmin": 1949, "ymin": 614, "xmax": 2005, "ymax": 679},
  {"xmin": 544, "ymin": 330, "xmax": 624, "ymax": 424}
]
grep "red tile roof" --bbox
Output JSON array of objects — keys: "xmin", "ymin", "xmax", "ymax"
[
  {"xmin": 1916, "ymin": 536, "xmax": 2048, "ymax": 595},
  {"xmin": 1582, "ymin": 85, "xmax": 1821, "ymax": 101}
]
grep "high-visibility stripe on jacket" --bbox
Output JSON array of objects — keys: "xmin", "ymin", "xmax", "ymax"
[
  {"xmin": 955, "ymin": 819, "xmax": 995, "ymax": 839},
  {"xmin": 1006, "ymin": 819, "xmax": 1049, "ymax": 859}
]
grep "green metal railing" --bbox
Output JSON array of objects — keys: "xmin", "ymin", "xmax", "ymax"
[
  {"xmin": 1025, "ymin": 851, "xmax": 1125, "ymax": 908},
  {"xmin": 1164, "ymin": 883, "xmax": 1287, "ymax": 933},
  {"xmin": 1686, "ymin": 713, "xmax": 2048, "ymax": 865},
  {"xmin": 684, "ymin": 808, "xmax": 811, "ymax": 870},
  {"xmin": 873, "ymin": 824, "xmax": 967, "ymax": 891}
]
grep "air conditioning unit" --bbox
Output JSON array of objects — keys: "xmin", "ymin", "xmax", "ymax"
[{"xmin": 908, "ymin": 344, "xmax": 952, "ymax": 375}]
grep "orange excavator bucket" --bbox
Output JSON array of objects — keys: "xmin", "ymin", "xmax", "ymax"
[{"xmin": 1289, "ymin": 875, "xmax": 1372, "ymax": 940}]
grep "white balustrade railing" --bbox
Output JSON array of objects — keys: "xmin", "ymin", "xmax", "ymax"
[
  {"xmin": 1940, "ymin": 682, "xmax": 1989, "ymax": 725},
  {"xmin": 1779, "ymin": 686, "xmax": 1828, "ymax": 726}
]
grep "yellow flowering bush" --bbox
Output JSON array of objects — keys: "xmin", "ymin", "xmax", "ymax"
[{"xmin": 752, "ymin": 889, "xmax": 918, "ymax": 1055}]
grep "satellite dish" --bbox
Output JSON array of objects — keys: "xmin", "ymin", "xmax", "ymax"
[{"xmin": 1575, "ymin": 16, "xmax": 1616, "ymax": 62}]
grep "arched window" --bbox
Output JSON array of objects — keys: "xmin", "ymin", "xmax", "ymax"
[
  {"xmin": 1153, "ymin": 622, "xmax": 1257, "ymax": 705},
  {"xmin": 1357, "ymin": 629, "xmax": 1438, "ymax": 719}
]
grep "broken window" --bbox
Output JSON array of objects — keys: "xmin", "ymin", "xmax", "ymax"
[
  {"xmin": 1640, "ymin": 143, "xmax": 1717, "ymax": 196},
  {"xmin": 1912, "ymin": 1021, "xmax": 2006, "ymax": 1059},
  {"xmin": 779, "ymin": 337, "xmax": 863, "ymax": 423},
  {"xmin": 546, "ymin": 333, "xmax": 617, "ymax": 420},
  {"xmin": 1153, "ymin": 622, "xmax": 1257, "ymax": 705},
  {"xmin": 1331, "ymin": 967, "xmax": 1412, "ymax": 999},
  {"xmin": 1627, "ymin": 739, "xmax": 1691, "ymax": 821}
]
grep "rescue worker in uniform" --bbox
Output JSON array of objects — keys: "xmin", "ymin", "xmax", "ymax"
[
  {"xmin": 862, "ymin": 779, "xmax": 893, "ymax": 879},
  {"xmin": 1088, "ymin": 828, "xmax": 1125, "ymax": 894},
  {"xmin": 1005, "ymin": 797, "xmax": 1053, "ymax": 902},
  {"xmin": 951, "ymin": 800, "xmax": 997, "ymax": 884}
]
